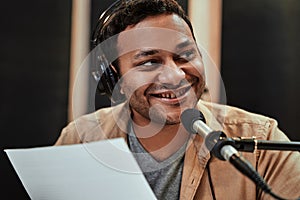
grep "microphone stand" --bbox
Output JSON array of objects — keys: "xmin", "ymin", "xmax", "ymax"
[
  {"xmin": 206, "ymin": 132, "xmax": 300, "ymax": 200},
  {"xmin": 220, "ymin": 136, "xmax": 300, "ymax": 152},
  {"xmin": 180, "ymin": 109, "xmax": 299, "ymax": 199}
]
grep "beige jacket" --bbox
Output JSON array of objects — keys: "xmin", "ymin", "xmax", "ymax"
[{"xmin": 55, "ymin": 100, "xmax": 300, "ymax": 200}]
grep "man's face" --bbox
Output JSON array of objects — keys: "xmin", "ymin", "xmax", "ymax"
[{"xmin": 116, "ymin": 14, "xmax": 205, "ymax": 125}]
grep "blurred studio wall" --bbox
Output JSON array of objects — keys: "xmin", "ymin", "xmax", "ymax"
[{"xmin": 0, "ymin": 0, "xmax": 299, "ymax": 199}]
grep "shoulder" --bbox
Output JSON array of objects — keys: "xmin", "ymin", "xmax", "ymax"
[
  {"xmin": 198, "ymin": 100, "xmax": 282, "ymax": 140},
  {"xmin": 55, "ymin": 103, "xmax": 129, "ymax": 145}
]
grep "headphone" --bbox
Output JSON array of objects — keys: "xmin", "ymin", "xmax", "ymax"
[{"xmin": 91, "ymin": 0, "xmax": 124, "ymax": 103}]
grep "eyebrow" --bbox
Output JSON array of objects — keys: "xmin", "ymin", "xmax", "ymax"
[
  {"xmin": 177, "ymin": 39, "xmax": 202, "ymax": 57},
  {"xmin": 176, "ymin": 39, "xmax": 194, "ymax": 50},
  {"xmin": 133, "ymin": 49, "xmax": 160, "ymax": 60},
  {"xmin": 132, "ymin": 39, "xmax": 195, "ymax": 60}
]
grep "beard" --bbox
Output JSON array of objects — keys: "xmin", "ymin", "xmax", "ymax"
[{"xmin": 128, "ymin": 87, "xmax": 203, "ymax": 126}]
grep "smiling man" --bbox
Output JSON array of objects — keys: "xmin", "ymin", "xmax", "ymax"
[{"xmin": 55, "ymin": 0, "xmax": 300, "ymax": 199}]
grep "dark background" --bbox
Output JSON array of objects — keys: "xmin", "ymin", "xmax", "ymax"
[
  {"xmin": 0, "ymin": 0, "xmax": 299, "ymax": 199},
  {"xmin": 221, "ymin": 0, "xmax": 300, "ymax": 141},
  {"xmin": 0, "ymin": 0, "xmax": 72, "ymax": 199}
]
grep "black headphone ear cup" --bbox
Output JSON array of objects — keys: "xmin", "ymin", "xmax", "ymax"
[
  {"xmin": 97, "ymin": 65, "xmax": 125, "ymax": 105},
  {"xmin": 97, "ymin": 64, "xmax": 118, "ymax": 97}
]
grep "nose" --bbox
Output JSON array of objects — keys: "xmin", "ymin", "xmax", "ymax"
[{"xmin": 158, "ymin": 59, "xmax": 186, "ymax": 86}]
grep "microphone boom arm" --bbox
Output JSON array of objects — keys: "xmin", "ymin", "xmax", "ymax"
[{"xmin": 225, "ymin": 137, "xmax": 300, "ymax": 152}]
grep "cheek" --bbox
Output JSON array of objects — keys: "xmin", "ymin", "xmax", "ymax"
[
  {"xmin": 192, "ymin": 60, "xmax": 206, "ymax": 78},
  {"xmin": 120, "ymin": 73, "xmax": 153, "ymax": 99},
  {"xmin": 120, "ymin": 69, "xmax": 158, "ymax": 95},
  {"xmin": 188, "ymin": 60, "xmax": 206, "ymax": 94}
]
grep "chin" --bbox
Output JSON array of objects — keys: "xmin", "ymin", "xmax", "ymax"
[
  {"xmin": 164, "ymin": 111, "xmax": 182, "ymax": 125},
  {"xmin": 165, "ymin": 118, "xmax": 181, "ymax": 125}
]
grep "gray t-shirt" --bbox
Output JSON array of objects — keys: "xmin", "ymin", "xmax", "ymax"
[{"xmin": 128, "ymin": 128, "xmax": 186, "ymax": 200}]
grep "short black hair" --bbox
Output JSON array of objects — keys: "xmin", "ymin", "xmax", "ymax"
[{"xmin": 93, "ymin": 0, "xmax": 194, "ymax": 45}]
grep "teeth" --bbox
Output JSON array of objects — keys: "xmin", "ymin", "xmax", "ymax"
[
  {"xmin": 155, "ymin": 92, "xmax": 176, "ymax": 99},
  {"xmin": 153, "ymin": 87, "xmax": 189, "ymax": 99}
]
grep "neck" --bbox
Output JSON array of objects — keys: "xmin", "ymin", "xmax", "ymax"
[{"xmin": 132, "ymin": 121, "xmax": 190, "ymax": 161}]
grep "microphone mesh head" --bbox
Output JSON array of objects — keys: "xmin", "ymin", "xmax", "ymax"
[{"xmin": 180, "ymin": 109, "xmax": 206, "ymax": 134}]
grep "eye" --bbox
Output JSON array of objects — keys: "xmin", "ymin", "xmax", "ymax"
[
  {"xmin": 137, "ymin": 59, "xmax": 162, "ymax": 71},
  {"xmin": 175, "ymin": 49, "xmax": 197, "ymax": 63},
  {"xmin": 142, "ymin": 60, "xmax": 158, "ymax": 66}
]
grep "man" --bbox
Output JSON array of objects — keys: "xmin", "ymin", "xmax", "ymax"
[{"xmin": 55, "ymin": 0, "xmax": 300, "ymax": 199}]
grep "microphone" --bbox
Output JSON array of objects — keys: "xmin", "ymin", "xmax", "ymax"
[
  {"xmin": 180, "ymin": 109, "xmax": 272, "ymax": 195},
  {"xmin": 180, "ymin": 108, "xmax": 226, "ymax": 153}
]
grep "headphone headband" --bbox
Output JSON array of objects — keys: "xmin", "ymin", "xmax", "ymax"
[{"xmin": 92, "ymin": 0, "xmax": 123, "ymax": 46}]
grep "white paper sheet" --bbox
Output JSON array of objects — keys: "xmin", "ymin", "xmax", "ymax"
[{"xmin": 5, "ymin": 138, "xmax": 157, "ymax": 200}]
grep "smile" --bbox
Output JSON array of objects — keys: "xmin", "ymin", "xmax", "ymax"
[{"xmin": 149, "ymin": 85, "xmax": 191, "ymax": 99}]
